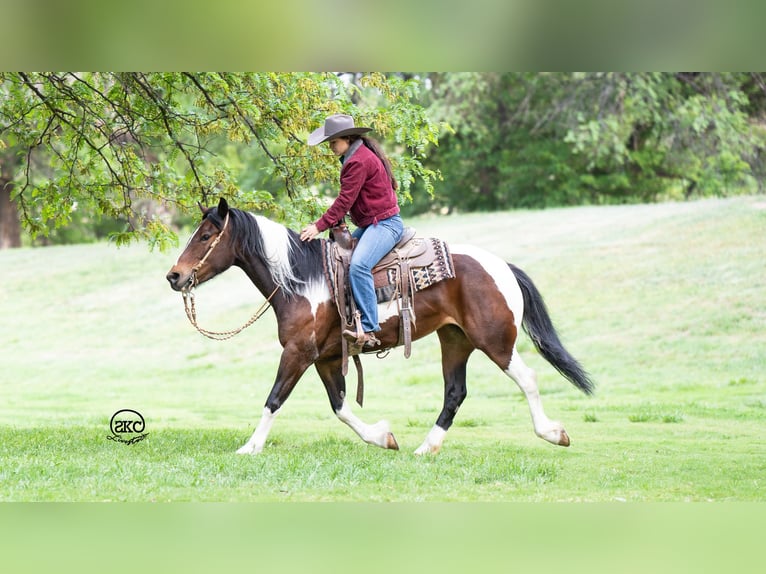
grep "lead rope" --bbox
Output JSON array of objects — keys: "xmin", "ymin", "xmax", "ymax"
[{"xmin": 182, "ymin": 285, "xmax": 279, "ymax": 341}]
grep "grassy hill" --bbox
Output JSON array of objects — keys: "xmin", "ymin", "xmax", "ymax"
[{"xmin": 1, "ymin": 196, "xmax": 764, "ymax": 501}]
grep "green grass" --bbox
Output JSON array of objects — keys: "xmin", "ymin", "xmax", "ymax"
[{"xmin": 1, "ymin": 196, "xmax": 765, "ymax": 501}]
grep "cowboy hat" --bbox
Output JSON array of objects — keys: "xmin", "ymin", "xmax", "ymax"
[{"xmin": 307, "ymin": 114, "xmax": 372, "ymax": 146}]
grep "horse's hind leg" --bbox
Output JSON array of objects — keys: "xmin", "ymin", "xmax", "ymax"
[
  {"xmin": 415, "ymin": 325, "xmax": 474, "ymax": 455},
  {"xmin": 314, "ymin": 357, "xmax": 399, "ymax": 450},
  {"xmin": 504, "ymin": 347, "xmax": 570, "ymax": 447}
]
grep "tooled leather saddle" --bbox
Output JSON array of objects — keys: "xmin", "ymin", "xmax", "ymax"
[{"xmin": 322, "ymin": 222, "xmax": 456, "ymax": 406}]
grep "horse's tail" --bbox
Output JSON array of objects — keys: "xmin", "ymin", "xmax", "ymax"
[{"xmin": 509, "ymin": 264, "xmax": 595, "ymax": 395}]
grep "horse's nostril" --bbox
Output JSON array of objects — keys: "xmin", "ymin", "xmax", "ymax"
[{"xmin": 166, "ymin": 271, "xmax": 180, "ymax": 286}]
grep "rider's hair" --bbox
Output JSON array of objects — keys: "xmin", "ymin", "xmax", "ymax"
[{"xmin": 345, "ymin": 135, "xmax": 398, "ymax": 191}]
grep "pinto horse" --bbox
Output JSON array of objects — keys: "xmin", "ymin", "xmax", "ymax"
[{"xmin": 166, "ymin": 198, "xmax": 594, "ymax": 455}]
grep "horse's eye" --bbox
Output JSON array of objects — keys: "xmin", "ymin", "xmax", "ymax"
[{"xmin": 200, "ymin": 233, "xmax": 211, "ymax": 242}]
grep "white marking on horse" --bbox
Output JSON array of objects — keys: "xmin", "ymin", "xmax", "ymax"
[
  {"xmin": 414, "ymin": 425, "xmax": 447, "ymax": 455},
  {"xmin": 504, "ymin": 348, "xmax": 567, "ymax": 446},
  {"xmin": 435, "ymin": 245, "xmax": 567, "ymax": 447},
  {"xmin": 377, "ymin": 297, "xmax": 403, "ymax": 324},
  {"xmin": 298, "ymin": 277, "xmax": 332, "ymax": 318},
  {"xmin": 236, "ymin": 406, "xmax": 280, "ymax": 454},
  {"xmin": 450, "ymin": 244, "xmax": 524, "ymax": 329},
  {"xmin": 250, "ymin": 214, "xmax": 302, "ymax": 294},
  {"xmin": 335, "ymin": 400, "xmax": 394, "ymax": 448},
  {"xmin": 176, "ymin": 222, "xmax": 201, "ymax": 265}
]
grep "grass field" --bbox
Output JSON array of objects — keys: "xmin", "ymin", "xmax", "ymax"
[{"xmin": 1, "ymin": 196, "xmax": 765, "ymax": 501}]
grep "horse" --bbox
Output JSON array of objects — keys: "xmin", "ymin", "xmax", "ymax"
[{"xmin": 166, "ymin": 198, "xmax": 594, "ymax": 455}]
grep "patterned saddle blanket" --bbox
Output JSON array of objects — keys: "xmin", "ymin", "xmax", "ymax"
[{"xmin": 371, "ymin": 237, "xmax": 455, "ymax": 303}]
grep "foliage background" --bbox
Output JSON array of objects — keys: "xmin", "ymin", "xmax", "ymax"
[
  {"xmin": 0, "ymin": 72, "xmax": 440, "ymax": 249},
  {"xmin": 410, "ymin": 72, "xmax": 766, "ymax": 214},
  {"xmin": 2, "ymin": 72, "xmax": 766, "ymax": 250}
]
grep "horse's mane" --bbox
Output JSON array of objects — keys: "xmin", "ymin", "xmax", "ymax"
[{"xmin": 206, "ymin": 207, "xmax": 325, "ymax": 298}]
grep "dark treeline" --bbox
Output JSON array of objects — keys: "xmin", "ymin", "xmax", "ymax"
[{"xmin": 403, "ymin": 72, "xmax": 766, "ymax": 215}]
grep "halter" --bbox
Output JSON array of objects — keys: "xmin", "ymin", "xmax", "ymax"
[
  {"xmin": 189, "ymin": 211, "xmax": 230, "ymax": 286},
  {"xmin": 180, "ymin": 211, "xmax": 279, "ymax": 340}
]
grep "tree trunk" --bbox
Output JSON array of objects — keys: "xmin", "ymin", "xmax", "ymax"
[
  {"xmin": 0, "ymin": 147, "xmax": 22, "ymax": 248},
  {"xmin": 0, "ymin": 166, "xmax": 22, "ymax": 248}
]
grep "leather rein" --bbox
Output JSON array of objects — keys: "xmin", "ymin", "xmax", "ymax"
[{"xmin": 180, "ymin": 212, "xmax": 278, "ymax": 341}]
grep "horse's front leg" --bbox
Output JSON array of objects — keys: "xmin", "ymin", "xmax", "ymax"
[
  {"xmin": 314, "ymin": 357, "xmax": 399, "ymax": 450},
  {"xmin": 236, "ymin": 345, "xmax": 313, "ymax": 455}
]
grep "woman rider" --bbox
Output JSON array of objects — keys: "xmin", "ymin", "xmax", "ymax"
[{"xmin": 300, "ymin": 114, "xmax": 404, "ymax": 350}]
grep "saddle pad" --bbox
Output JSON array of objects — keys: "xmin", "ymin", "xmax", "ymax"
[
  {"xmin": 322, "ymin": 237, "xmax": 456, "ymax": 306},
  {"xmin": 373, "ymin": 238, "xmax": 455, "ymax": 303}
]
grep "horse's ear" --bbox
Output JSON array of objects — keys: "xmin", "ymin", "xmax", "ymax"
[
  {"xmin": 217, "ymin": 197, "xmax": 229, "ymax": 218},
  {"xmin": 197, "ymin": 201, "xmax": 207, "ymax": 215}
]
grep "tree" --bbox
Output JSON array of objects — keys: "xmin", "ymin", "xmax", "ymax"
[
  {"xmin": 415, "ymin": 72, "xmax": 766, "ymax": 214},
  {"xmin": 562, "ymin": 72, "xmax": 765, "ymax": 200},
  {"xmin": 0, "ymin": 72, "xmax": 440, "ymax": 249}
]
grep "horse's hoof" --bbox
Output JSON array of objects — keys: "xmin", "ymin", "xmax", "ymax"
[
  {"xmin": 414, "ymin": 444, "xmax": 441, "ymax": 456},
  {"xmin": 386, "ymin": 432, "xmax": 399, "ymax": 450},
  {"xmin": 236, "ymin": 443, "xmax": 260, "ymax": 455},
  {"xmin": 558, "ymin": 430, "xmax": 570, "ymax": 447}
]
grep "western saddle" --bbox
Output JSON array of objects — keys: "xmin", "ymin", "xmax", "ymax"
[{"xmin": 323, "ymin": 222, "xmax": 455, "ymax": 406}]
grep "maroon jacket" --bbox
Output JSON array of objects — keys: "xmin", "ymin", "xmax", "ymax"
[{"xmin": 315, "ymin": 142, "xmax": 399, "ymax": 232}]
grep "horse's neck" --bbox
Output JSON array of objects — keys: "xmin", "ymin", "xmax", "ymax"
[
  {"xmin": 237, "ymin": 259, "xmax": 280, "ymax": 302},
  {"xmin": 236, "ymin": 221, "xmax": 324, "ymax": 310}
]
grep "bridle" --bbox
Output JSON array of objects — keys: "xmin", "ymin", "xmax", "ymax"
[
  {"xmin": 188, "ymin": 212, "xmax": 231, "ymax": 287},
  {"xmin": 180, "ymin": 211, "xmax": 279, "ymax": 341}
]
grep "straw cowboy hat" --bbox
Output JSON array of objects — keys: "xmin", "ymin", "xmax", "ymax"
[{"xmin": 308, "ymin": 114, "xmax": 372, "ymax": 146}]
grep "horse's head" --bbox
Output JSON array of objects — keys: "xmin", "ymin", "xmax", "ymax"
[{"xmin": 166, "ymin": 197, "xmax": 237, "ymax": 291}]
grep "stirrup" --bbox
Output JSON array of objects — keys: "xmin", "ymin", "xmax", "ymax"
[
  {"xmin": 363, "ymin": 333, "xmax": 381, "ymax": 348},
  {"xmin": 342, "ymin": 329, "xmax": 380, "ymax": 349}
]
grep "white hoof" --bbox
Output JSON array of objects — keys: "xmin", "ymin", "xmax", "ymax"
[
  {"xmin": 537, "ymin": 423, "xmax": 570, "ymax": 447},
  {"xmin": 236, "ymin": 442, "xmax": 263, "ymax": 455},
  {"xmin": 414, "ymin": 442, "xmax": 440, "ymax": 456},
  {"xmin": 335, "ymin": 402, "xmax": 399, "ymax": 450},
  {"xmin": 414, "ymin": 425, "xmax": 447, "ymax": 455},
  {"xmin": 369, "ymin": 420, "xmax": 399, "ymax": 449}
]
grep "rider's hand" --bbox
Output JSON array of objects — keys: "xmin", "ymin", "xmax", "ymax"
[{"xmin": 300, "ymin": 223, "xmax": 319, "ymax": 242}]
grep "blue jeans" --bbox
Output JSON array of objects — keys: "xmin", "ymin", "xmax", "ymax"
[{"xmin": 349, "ymin": 215, "xmax": 404, "ymax": 333}]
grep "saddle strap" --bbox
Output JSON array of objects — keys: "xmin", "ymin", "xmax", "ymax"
[
  {"xmin": 346, "ymin": 310, "xmax": 365, "ymax": 406},
  {"xmin": 401, "ymin": 308, "xmax": 412, "ymax": 358},
  {"xmin": 340, "ymin": 337, "xmax": 365, "ymax": 407},
  {"xmin": 322, "ymin": 240, "xmax": 367, "ymax": 407},
  {"xmin": 341, "ymin": 337, "xmax": 349, "ymax": 376},
  {"xmin": 398, "ymin": 257, "xmax": 416, "ymax": 358},
  {"xmin": 353, "ymin": 355, "xmax": 364, "ymax": 407},
  {"xmin": 340, "ymin": 338, "xmax": 365, "ymax": 408}
]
